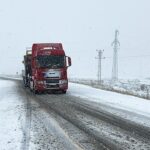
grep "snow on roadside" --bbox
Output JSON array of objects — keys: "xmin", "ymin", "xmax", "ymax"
[
  {"xmin": 0, "ymin": 74, "xmax": 22, "ymax": 81},
  {"xmin": 0, "ymin": 80, "xmax": 24, "ymax": 150},
  {"xmin": 68, "ymin": 82, "xmax": 150, "ymax": 117},
  {"xmin": 70, "ymin": 78, "xmax": 150, "ymax": 99}
]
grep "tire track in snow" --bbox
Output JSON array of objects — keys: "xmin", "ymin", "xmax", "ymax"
[
  {"xmin": 21, "ymin": 89, "xmax": 32, "ymax": 150},
  {"xmin": 34, "ymin": 94, "xmax": 116, "ymax": 150},
  {"xmin": 38, "ymin": 94, "xmax": 150, "ymax": 150},
  {"xmin": 20, "ymin": 83, "xmax": 84, "ymax": 150}
]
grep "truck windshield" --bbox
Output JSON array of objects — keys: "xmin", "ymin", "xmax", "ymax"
[{"xmin": 36, "ymin": 55, "xmax": 65, "ymax": 68}]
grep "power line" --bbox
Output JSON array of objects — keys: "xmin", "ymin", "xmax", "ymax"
[{"xmin": 105, "ymin": 55, "xmax": 150, "ymax": 59}]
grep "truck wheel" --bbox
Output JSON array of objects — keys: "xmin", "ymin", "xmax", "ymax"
[
  {"xmin": 62, "ymin": 90, "xmax": 66, "ymax": 94},
  {"xmin": 33, "ymin": 89, "xmax": 38, "ymax": 94},
  {"xmin": 29, "ymin": 80, "xmax": 33, "ymax": 91},
  {"xmin": 33, "ymin": 83, "xmax": 38, "ymax": 94}
]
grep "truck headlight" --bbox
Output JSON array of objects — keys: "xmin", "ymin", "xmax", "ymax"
[{"xmin": 59, "ymin": 80, "xmax": 68, "ymax": 84}]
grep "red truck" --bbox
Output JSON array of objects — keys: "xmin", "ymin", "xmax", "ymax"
[{"xmin": 22, "ymin": 43, "xmax": 71, "ymax": 94}]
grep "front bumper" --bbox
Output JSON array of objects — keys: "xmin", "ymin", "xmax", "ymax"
[{"xmin": 35, "ymin": 79, "xmax": 68, "ymax": 91}]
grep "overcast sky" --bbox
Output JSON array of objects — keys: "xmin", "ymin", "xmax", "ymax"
[{"xmin": 0, "ymin": 0, "xmax": 150, "ymax": 79}]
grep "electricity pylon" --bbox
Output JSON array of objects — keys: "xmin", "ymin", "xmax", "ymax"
[
  {"xmin": 112, "ymin": 30, "xmax": 120, "ymax": 81},
  {"xmin": 96, "ymin": 50, "xmax": 105, "ymax": 84}
]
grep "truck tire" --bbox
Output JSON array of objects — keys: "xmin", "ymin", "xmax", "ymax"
[
  {"xmin": 29, "ymin": 81, "xmax": 33, "ymax": 92},
  {"xmin": 33, "ymin": 82, "xmax": 38, "ymax": 94},
  {"xmin": 33, "ymin": 89, "xmax": 38, "ymax": 94},
  {"xmin": 62, "ymin": 90, "xmax": 66, "ymax": 94}
]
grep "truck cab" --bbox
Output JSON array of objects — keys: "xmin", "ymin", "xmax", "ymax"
[{"xmin": 23, "ymin": 43, "xmax": 71, "ymax": 94}]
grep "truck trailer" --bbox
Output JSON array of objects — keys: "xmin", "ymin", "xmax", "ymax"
[{"xmin": 22, "ymin": 43, "xmax": 71, "ymax": 94}]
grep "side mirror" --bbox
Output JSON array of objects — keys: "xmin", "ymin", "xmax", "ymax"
[
  {"xmin": 66, "ymin": 56, "xmax": 72, "ymax": 67},
  {"xmin": 68, "ymin": 57, "xmax": 71, "ymax": 66}
]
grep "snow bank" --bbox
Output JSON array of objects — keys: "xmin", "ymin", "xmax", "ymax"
[{"xmin": 68, "ymin": 83, "xmax": 150, "ymax": 117}]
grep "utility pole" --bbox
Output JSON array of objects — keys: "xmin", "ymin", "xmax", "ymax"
[
  {"xmin": 111, "ymin": 30, "xmax": 120, "ymax": 81},
  {"xmin": 96, "ymin": 50, "xmax": 105, "ymax": 85}
]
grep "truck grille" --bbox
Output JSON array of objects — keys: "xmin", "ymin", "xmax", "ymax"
[{"xmin": 46, "ymin": 79, "xmax": 59, "ymax": 84}]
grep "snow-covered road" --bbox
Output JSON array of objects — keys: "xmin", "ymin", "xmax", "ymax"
[
  {"xmin": 0, "ymin": 80, "xmax": 24, "ymax": 150},
  {"xmin": 68, "ymin": 83, "xmax": 150, "ymax": 130},
  {"xmin": 68, "ymin": 82, "xmax": 150, "ymax": 117},
  {"xmin": 0, "ymin": 78, "xmax": 150, "ymax": 150},
  {"xmin": 0, "ymin": 79, "xmax": 81, "ymax": 150}
]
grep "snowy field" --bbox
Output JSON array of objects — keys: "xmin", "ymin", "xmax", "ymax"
[{"xmin": 70, "ymin": 78, "xmax": 150, "ymax": 99}]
